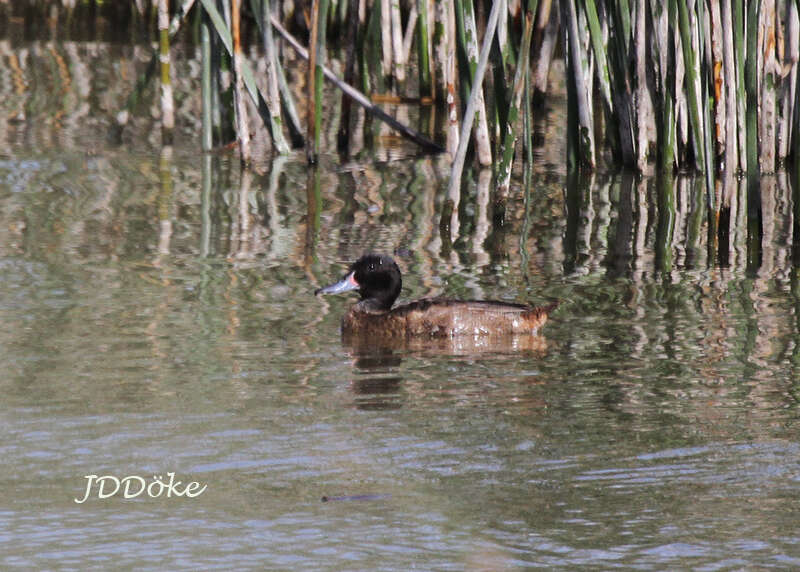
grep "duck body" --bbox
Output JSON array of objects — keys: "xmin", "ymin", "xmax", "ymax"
[
  {"xmin": 341, "ymin": 297, "xmax": 553, "ymax": 339},
  {"xmin": 316, "ymin": 254, "xmax": 556, "ymax": 340}
]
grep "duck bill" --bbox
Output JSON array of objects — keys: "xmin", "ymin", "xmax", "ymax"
[{"xmin": 315, "ymin": 271, "xmax": 359, "ymax": 295}]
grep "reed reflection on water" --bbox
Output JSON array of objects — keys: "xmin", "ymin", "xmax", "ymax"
[{"xmin": 2, "ymin": 144, "xmax": 798, "ymax": 415}]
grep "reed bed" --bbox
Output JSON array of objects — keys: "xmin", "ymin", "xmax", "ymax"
[{"xmin": 19, "ymin": 0, "xmax": 800, "ymax": 196}]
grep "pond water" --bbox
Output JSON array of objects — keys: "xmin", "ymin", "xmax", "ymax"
[{"xmin": 2, "ymin": 27, "xmax": 800, "ymax": 571}]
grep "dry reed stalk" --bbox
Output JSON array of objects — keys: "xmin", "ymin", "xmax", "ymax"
[
  {"xmin": 444, "ymin": 0, "xmax": 459, "ymax": 155},
  {"xmin": 433, "ymin": 0, "xmax": 449, "ymax": 99},
  {"xmin": 381, "ymin": 0, "xmax": 393, "ymax": 81},
  {"xmin": 778, "ymin": 1, "xmax": 798, "ymax": 161},
  {"xmin": 720, "ymin": 0, "xmax": 739, "ymax": 173},
  {"xmin": 391, "ymin": 0, "xmax": 406, "ymax": 82},
  {"xmin": 734, "ymin": 0, "xmax": 747, "ymax": 171},
  {"xmin": 308, "ymin": 0, "xmax": 320, "ymax": 161},
  {"xmin": 270, "ymin": 15, "xmax": 444, "ymax": 152},
  {"xmin": 232, "ymin": 0, "xmax": 251, "ymax": 163},
  {"xmin": 460, "ymin": 0, "xmax": 492, "ymax": 165},
  {"xmin": 709, "ymin": 0, "xmax": 726, "ymax": 163},
  {"xmin": 759, "ymin": 0, "xmax": 777, "ymax": 172},
  {"xmin": 531, "ymin": 0, "xmax": 557, "ymax": 101},
  {"xmin": 157, "ymin": 0, "xmax": 174, "ymax": 144},
  {"xmin": 634, "ymin": 0, "xmax": 655, "ymax": 170},
  {"xmin": 402, "ymin": 3, "xmax": 418, "ymax": 66}
]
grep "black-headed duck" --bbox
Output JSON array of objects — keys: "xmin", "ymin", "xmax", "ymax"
[{"xmin": 315, "ymin": 254, "xmax": 557, "ymax": 339}]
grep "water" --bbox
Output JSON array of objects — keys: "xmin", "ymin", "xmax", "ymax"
[{"xmin": 2, "ymin": 34, "xmax": 800, "ymax": 572}]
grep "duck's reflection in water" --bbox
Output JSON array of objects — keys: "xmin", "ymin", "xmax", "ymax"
[
  {"xmin": 349, "ymin": 346, "xmax": 404, "ymax": 410},
  {"xmin": 345, "ymin": 334, "xmax": 549, "ymax": 410},
  {"xmin": 345, "ymin": 332, "xmax": 549, "ymax": 357}
]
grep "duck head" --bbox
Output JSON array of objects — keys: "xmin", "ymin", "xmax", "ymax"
[{"xmin": 315, "ymin": 254, "xmax": 402, "ymax": 311}]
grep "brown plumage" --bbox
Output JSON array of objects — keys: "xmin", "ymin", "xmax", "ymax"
[{"xmin": 316, "ymin": 254, "xmax": 557, "ymax": 340}]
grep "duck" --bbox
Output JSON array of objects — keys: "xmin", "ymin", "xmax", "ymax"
[{"xmin": 315, "ymin": 253, "xmax": 557, "ymax": 339}]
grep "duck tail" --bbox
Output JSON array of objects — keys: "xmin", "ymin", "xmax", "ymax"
[{"xmin": 521, "ymin": 300, "xmax": 558, "ymax": 333}]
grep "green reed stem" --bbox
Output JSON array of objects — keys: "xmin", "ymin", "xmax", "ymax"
[
  {"xmin": 561, "ymin": 0, "xmax": 594, "ymax": 168},
  {"xmin": 259, "ymin": 0, "xmax": 290, "ymax": 154},
  {"xmin": 453, "ymin": 0, "xmax": 468, "ymax": 94},
  {"xmin": 338, "ymin": 0, "xmax": 359, "ymax": 151},
  {"xmin": 365, "ymin": 0, "xmax": 382, "ymax": 93},
  {"xmin": 201, "ymin": 7, "xmax": 213, "ymax": 151},
  {"xmin": 608, "ymin": 0, "xmax": 635, "ymax": 164},
  {"xmin": 584, "ymin": 0, "xmax": 613, "ymax": 110},
  {"xmin": 418, "ymin": 0, "xmax": 432, "ymax": 98},
  {"xmin": 199, "ymin": 0, "xmax": 285, "ymax": 151},
  {"xmin": 210, "ymin": 23, "xmax": 226, "ymax": 143},
  {"xmin": 677, "ymin": 0, "xmax": 705, "ymax": 173},
  {"xmin": 745, "ymin": 0, "xmax": 759, "ymax": 177},
  {"xmin": 491, "ymin": 13, "xmax": 508, "ymax": 138},
  {"xmin": 660, "ymin": 0, "xmax": 677, "ymax": 172},
  {"xmin": 447, "ymin": 0, "xmax": 502, "ymax": 197},
  {"xmin": 315, "ymin": 0, "xmax": 330, "ymax": 159},
  {"xmin": 497, "ymin": 12, "xmax": 534, "ymax": 194}
]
